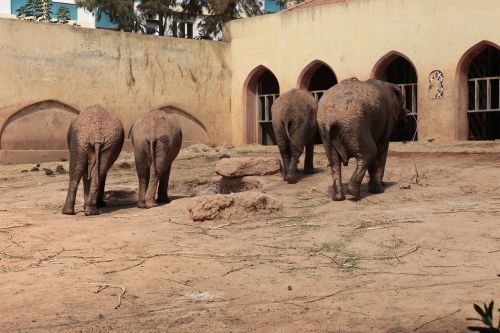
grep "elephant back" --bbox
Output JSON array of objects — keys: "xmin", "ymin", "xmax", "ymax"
[{"xmin": 72, "ymin": 104, "xmax": 124, "ymax": 145}]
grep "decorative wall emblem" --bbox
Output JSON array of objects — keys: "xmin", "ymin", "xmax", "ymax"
[{"xmin": 429, "ymin": 70, "xmax": 444, "ymax": 99}]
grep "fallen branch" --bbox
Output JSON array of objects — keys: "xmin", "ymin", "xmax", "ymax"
[
  {"xmin": 413, "ymin": 307, "xmax": 462, "ymax": 331},
  {"xmin": 363, "ymin": 244, "xmax": 420, "ymax": 261},
  {"xmin": 63, "ymin": 283, "xmax": 127, "ymax": 309},
  {"xmin": 0, "ymin": 223, "xmax": 32, "ymax": 230}
]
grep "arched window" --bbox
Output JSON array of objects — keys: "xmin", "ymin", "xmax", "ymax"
[
  {"xmin": 298, "ymin": 61, "xmax": 338, "ymax": 102},
  {"xmin": 243, "ymin": 66, "xmax": 280, "ymax": 145},
  {"xmin": 466, "ymin": 46, "xmax": 500, "ymax": 140},
  {"xmin": 373, "ymin": 53, "xmax": 418, "ymax": 142}
]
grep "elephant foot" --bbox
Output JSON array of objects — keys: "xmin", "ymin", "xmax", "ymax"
[
  {"xmin": 145, "ymin": 200, "xmax": 158, "ymax": 209},
  {"xmin": 303, "ymin": 168, "xmax": 314, "ymax": 175},
  {"xmin": 368, "ymin": 182, "xmax": 384, "ymax": 194},
  {"xmin": 347, "ymin": 183, "xmax": 361, "ymax": 199},
  {"xmin": 84, "ymin": 207, "xmax": 99, "ymax": 216},
  {"xmin": 137, "ymin": 200, "xmax": 147, "ymax": 209},
  {"xmin": 284, "ymin": 173, "xmax": 298, "ymax": 184},
  {"xmin": 62, "ymin": 205, "xmax": 75, "ymax": 215},
  {"xmin": 97, "ymin": 201, "xmax": 107, "ymax": 208},
  {"xmin": 332, "ymin": 191, "xmax": 346, "ymax": 201}
]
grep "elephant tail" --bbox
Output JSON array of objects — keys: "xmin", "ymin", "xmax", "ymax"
[
  {"xmin": 89, "ymin": 142, "xmax": 102, "ymax": 181},
  {"xmin": 150, "ymin": 138, "xmax": 158, "ymax": 176},
  {"xmin": 330, "ymin": 123, "xmax": 349, "ymax": 166},
  {"xmin": 284, "ymin": 121, "xmax": 292, "ymax": 141}
]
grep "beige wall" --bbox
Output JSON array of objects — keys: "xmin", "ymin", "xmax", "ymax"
[
  {"xmin": 228, "ymin": 0, "xmax": 500, "ymax": 144},
  {"xmin": 0, "ymin": 18, "xmax": 231, "ymax": 164}
]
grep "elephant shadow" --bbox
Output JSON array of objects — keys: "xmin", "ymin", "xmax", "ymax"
[
  {"xmin": 94, "ymin": 194, "xmax": 192, "ymax": 215},
  {"xmin": 326, "ymin": 181, "xmax": 398, "ymax": 201}
]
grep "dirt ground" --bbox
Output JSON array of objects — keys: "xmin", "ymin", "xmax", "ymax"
[{"xmin": 1, "ymin": 141, "xmax": 499, "ymax": 333}]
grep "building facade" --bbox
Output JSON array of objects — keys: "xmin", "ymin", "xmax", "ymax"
[{"xmin": 0, "ymin": 0, "xmax": 499, "ymax": 163}]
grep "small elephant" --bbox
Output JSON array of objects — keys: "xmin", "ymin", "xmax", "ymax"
[
  {"xmin": 130, "ymin": 109, "xmax": 182, "ymax": 208},
  {"xmin": 317, "ymin": 78, "xmax": 409, "ymax": 201},
  {"xmin": 271, "ymin": 89, "xmax": 318, "ymax": 183},
  {"xmin": 62, "ymin": 105, "xmax": 125, "ymax": 216}
]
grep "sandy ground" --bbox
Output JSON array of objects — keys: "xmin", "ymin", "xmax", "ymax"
[{"xmin": 0, "ymin": 141, "xmax": 499, "ymax": 333}]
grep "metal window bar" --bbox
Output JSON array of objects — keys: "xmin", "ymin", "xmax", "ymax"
[
  {"xmin": 396, "ymin": 83, "xmax": 418, "ymax": 116},
  {"xmin": 257, "ymin": 93, "xmax": 279, "ymax": 123},
  {"xmin": 310, "ymin": 90, "xmax": 325, "ymax": 103},
  {"xmin": 468, "ymin": 77, "xmax": 500, "ymax": 113}
]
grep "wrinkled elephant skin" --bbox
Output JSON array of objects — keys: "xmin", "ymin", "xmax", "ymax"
[
  {"xmin": 317, "ymin": 78, "xmax": 409, "ymax": 200},
  {"xmin": 131, "ymin": 109, "xmax": 182, "ymax": 209},
  {"xmin": 271, "ymin": 89, "xmax": 318, "ymax": 184},
  {"xmin": 62, "ymin": 105, "xmax": 125, "ymax": 216}
]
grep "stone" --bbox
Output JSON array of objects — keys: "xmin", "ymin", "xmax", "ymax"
[
  {"xmin": 43, "ymin": 168, "xmax": 54, "ymax": 176},
  {"xmin": 216, "ymin": 157, "xmax": 281, "ymax": 178},
  {"xmin": 188, "ymin": 191, "xmax": 282, "ymax": 222},
  {"xmin": 55, "ymin": 165, "xmax": 66, "ymax": 174},
  {"xmin": 30, "ymin": 167, "xmax": 39, "ymax": 172}
]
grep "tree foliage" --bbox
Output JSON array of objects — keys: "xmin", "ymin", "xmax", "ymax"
[
  {"xmin": 75, "ymin": 0, "xmax": 140, "ymax": 32},
  {"xmin": 467, "ymin": 301, "xmax": 500, "ymax": 333},
  {"xmin": 136, "ymin": 0, "xmax": 178, "ymax": 36},
  {"xmin": 55, "ymin": 6, "xmax": 71, "ymax": 24},
  {"xmin": 17, "ymin": 0, "xmax": 53, "ymax": 22}
]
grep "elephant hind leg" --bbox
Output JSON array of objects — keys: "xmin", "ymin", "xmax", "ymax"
[
  {"xmin": 347, "ymin": 138, "xmax": 376, "ymax": 199},
  {"xmin": 320, "ymin": 124, "xmax": 345, "ymax": 201},
  {"xmin": 96, "ymin": 173, "xmax": 107, "ymax": 208},
  {"xmin": 368, "ymin": 142, "xmax": 389, "ymax": 194},
  {"xmin": 275, "ymin": 127, "xmax": 291, "ymax": 181},
  {"xmin": 157, "ymin": 164, "xmax": 172, "ymax": 204},
  {"xmin": 303, "ymin": 138, "xmax": 314, "ymax": 175},
  {"xmin": 62, "ymin": 150, "xmax": 86, "ymax": 215},
  {"xmin": 144, "ymin": 162, "xmax": 159, "ymax": 209}
]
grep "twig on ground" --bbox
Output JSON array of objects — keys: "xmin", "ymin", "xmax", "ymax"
[
  {"xmin": 488, "ymin": 249, "xmax": 500, "ymax": 253},
  {"xmin": 65, "ymin": 283, "xmax": 127, "ymax": 309},
  {"xmin": 305, "ymin": 283, "xmax": 367, "ymax": 304},
  {"xmin": 221, "ymin": 263, "xmax": 255, "ymax": 277},
  {"xmin": 413, "ymin": 307, "xmax": 462, "ymax": 331},
  {"xmin": 394, "ymin": 241, "xmax": 402, "ymax": 263},
  {"xmin": 0, "ymin": 223, "xmax": 32, "ymax": 230},
  {"xmin": 413, "ymin": 157, "xmax": 420, "ymax": 184},
  {"xmin": 364, "ymin": 244, "xmax": 420, "ymax": 261},
  {"xmin": 104, "ymin": 259, "xmax": 146, "ymax": 274},
  {"xmin": 165, "ymin": 279, "xmax": 192, "ymax": 286}
]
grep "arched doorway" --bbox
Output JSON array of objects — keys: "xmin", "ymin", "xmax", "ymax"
[
  {"xmin": 373, "ymin": 52, "xmax": 418, "ymax": 142},
  {"xmin": 298, "ymin": 60, "xmax": 338, "ymax": 102},
  {"xmin": 243, "ymin": 66, "xmax": 280, "ymax": 145},
  {"xmin": 298, "ymin": 61, "xmax": 338, "ymax": 143},
  {"xmin": 463, "ymin": 45, "xmax": 500, "ymax": 140}
]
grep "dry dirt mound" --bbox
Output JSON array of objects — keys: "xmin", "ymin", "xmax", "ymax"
[{"xmin": 188, "ymin": 191, "xmax": 282, "ymax": 222}]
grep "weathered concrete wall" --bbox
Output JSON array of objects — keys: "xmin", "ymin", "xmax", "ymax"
[
  {"xmin": 228, "ymin": 0, "xmax": 500, "ymax": 144},
  {"xmin": 0, "ymin": 18, "xmax": 231, "ymax": 164}
]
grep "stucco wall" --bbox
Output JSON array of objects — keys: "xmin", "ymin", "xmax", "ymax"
[
  {"xmin": 228, "ymin": 0, "xmax": 500, "ymax": 144},
  {"xmin": 0, "ymin": 18, "xmax": 231, "ymax": 164}
]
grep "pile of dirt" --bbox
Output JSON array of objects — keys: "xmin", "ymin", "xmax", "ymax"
[
  {"xmin": 173, "ymin": 176, "xmax": 263, "ymax": 196},
  {"xmin": 104, "ymin": 188, "xmax": 137, "ymax": 203},
  {"xmin": 188, "ymin": 191, "xmax": 282, "ymax": 222}
]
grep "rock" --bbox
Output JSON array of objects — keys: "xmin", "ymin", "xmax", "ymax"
[
  {"xmin": 399, "ymin": 183, "xmax": 411, "ymax": 190},
  {"xmin": 43, "ymin": 168, "xmax": 54, "ymax": 176},
  {"xmin": 21, "ymin": 170, "xmax": 28, "ymax": 173},
  {"xmin": 188, "ymin": 191, "xmax": 282, "ymax": 222},
  {"xmin": 55, "ymin": 165, "xmax": 66, "ymax": 174},
  {"xmin": 30, "ymin": 167, "xmax": 39, "ymax": 172},
  {"xmin": 216, "ymin": 157, "xmax": 281, "ymax": 178},
  {"xmin": 217, "ymin": 153, "xmax": 231, "ymax": 159}
]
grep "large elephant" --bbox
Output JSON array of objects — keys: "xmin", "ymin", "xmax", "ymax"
[
  {"xmin": 130, "ymin": 109, "xmax": 182, "ymax": 208},
  {"xmin": 62, "ymin": 105, "xmax": 125, "ymax": 216},
  {"xmin": 271, "ymin": 89, "xmax": 318, "ymax": 183},
  {"xmin": 317, "ymin": 78, "xmax": 409, "ymax": 201}
]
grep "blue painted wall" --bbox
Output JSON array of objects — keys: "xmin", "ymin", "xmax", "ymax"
[
  {"xmin": 264, "ymin": 0, "xmax": 284, "ymax": 13},
  {"xmin": 11, "ymin": 0, "xmax": 77, "ymax": 20},
  {"xmin": 95, "ymin": 8, "xmax": 118, "ymax": 29}
]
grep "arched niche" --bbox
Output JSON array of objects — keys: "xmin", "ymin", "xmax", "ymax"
[
  {"xmin": 0, "ymin": 100, "xmax": 79, "ymax": 150},
  {"xmin": 158, "ymin": 105, "xmax": 209, "ymax": 145},
  {"xmin": 372, "ymin": 51, "xmax": 418, "ymax": 142},
  {"xmin": 242, "ymin": 65, "xmax": 280, "ymax": 145},
  {"xmin": 456, "ymin": 41, "xmax": 500, "ymax": 140}
]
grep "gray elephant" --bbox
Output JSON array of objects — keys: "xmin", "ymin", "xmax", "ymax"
[
  {"xmin": 62, "ymin": 105, "xmax": 125, "ymax": 216},
  {"xmin": 271, "ymin": 89, "xmax": 318, "ymax": 183},
  {"xmin": 317, "ymin": 78, "xmax": 409, "ymax": 201},
  {"xmin": 130, "ymin": 109, "xmax": 182, "ymax": 208}
]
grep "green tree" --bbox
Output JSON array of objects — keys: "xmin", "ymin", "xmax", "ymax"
[
  {"xmin": 17, "ymin": 0, "xmax": 53, "ymax": 22},
  {"xmin": 75, "ymin": 0, "xmax": 140, "ymax": 32},
  {"xmin": 55, "ymin": 6, "xmax": 71, "ymax": 23},
  {"xmin": 137, "ymin": 0, "xmax": 179, "ymax": 36},
  {"xmin": 181, "ymin": 0, "xmax": 262, "ymax": 39}
]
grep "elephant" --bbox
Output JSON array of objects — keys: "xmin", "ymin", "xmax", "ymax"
[
  {"xmin": 62, "ymin": 105, "xmax": 125, "ymax": 216},
  {"xmin": 130, "ymin": 109, "xmax": 182, "ymax": 208},
  {"xmin": 317, "ymin": 78, "xmax": 409, "ymax": 201},
  {"xmin": 271, "ymin": 88, "xmax": 318, "ymax": 183}
]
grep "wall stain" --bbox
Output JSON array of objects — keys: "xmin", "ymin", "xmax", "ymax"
[{"xmin": 127, "ymin": 56, "xmax": 136, "ymax": 88}]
